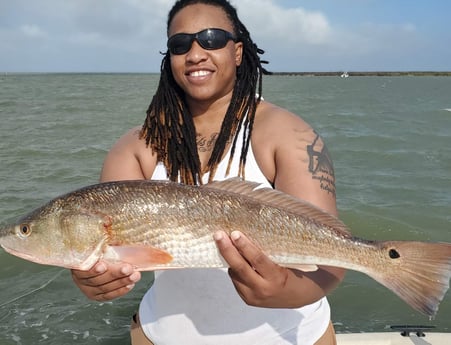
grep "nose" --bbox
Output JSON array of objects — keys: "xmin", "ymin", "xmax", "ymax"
[{"xmin": 185, "ymin": 39, "xmax": 208, "ymax": 63}]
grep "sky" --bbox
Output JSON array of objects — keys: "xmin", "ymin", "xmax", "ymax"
[{"xmin": 1, "ymin": 0, "xmax": 450, "ymax": 73}]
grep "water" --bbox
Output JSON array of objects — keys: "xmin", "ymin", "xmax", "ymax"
[{"xmin": 0, "ymin": 74, "xmax": 450, "ymax": 343}]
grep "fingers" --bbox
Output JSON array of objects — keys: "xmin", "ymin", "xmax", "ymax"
[
  {"xmin": 71, "ymin": 261, "xmax": 141, "ymax": 301},
  {"xmin": 230, "ymin": 231, "xmax": 280, "ymax": 278},
  {"xmin": 215, "ymin": 230, "xmax": 294, "ymax": 307},
  {"xmin": 215, "ymin": 231, "xmax": 279, "ymax": 278},
  {"xmin": 214, "ymin": 231, "xmax": 255, "ymax": 278},
  {"xmin": 214, "ymin": 231, "xmax": 256, "ymax": 299}
]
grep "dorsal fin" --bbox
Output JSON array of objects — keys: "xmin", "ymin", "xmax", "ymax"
[{"xmin": 203, "ymin": 178, "xmax": 351, "ymax": 238}]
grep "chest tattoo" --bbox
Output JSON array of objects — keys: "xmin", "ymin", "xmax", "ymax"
[{"xmin": 196, "ymin": 133, "xmax": 220, "ymax": 152}]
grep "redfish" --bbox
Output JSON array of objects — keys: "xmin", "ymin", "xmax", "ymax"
[{"xmin": 1, "ymin": 179, "xmax": 450, "ymax": 316}]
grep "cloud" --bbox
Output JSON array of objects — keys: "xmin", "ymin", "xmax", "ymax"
[
  {"xmin": 234, "ymin": 0, "xmax": 332, "ymax": 45},
  {"xmin": 229, "ymin": 0, "xmax": 427, "ymax": 71},
  {"xmin": 401, "ymin": 23, "xmax": 416, "ymax": 33},
  {"xmin": 1, "ymin": 0, "xmax": 449, "ymax": 72},
  {"xmin": 20, "ymin": 24, "xmax": 47, "ymax": 38}
]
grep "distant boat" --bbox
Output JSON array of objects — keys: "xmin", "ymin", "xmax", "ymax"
[{"xmin": 340, "ymin": 71, "xmax": 349, "ymax": 78}]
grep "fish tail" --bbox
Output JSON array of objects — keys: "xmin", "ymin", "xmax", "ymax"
[{"xmin": 371, "ymin": 241, "xmax": 451, "ymax": 316}]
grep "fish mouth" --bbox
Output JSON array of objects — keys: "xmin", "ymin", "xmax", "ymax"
[
  {"xmin": 1, "ymin": 244, "xmax": 30, "ymax": 258},
  {"xmin": 0, "ymin": 243, "xmax": 48, "ymax": 266}
]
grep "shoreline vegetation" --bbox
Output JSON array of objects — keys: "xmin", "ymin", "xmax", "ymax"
[
  {"xmin": 1, "ymin": 71, "xmax": 451, "ymax": 76},
  {"xmin": 272, "ymin": 71, "xmax": 451, "ymax": 76}
]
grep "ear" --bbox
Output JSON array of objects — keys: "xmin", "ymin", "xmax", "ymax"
[{"xmin": 234, "ymin": 41, "xmax": 243, "ymax": 67}]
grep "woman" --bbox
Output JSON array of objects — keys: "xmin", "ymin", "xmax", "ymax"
[{"xmin": 72, "ymin": 1, "xmax": 344, "ymax": 344}]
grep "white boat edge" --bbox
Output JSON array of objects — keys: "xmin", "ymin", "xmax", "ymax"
[{"xmin": 336, "ymin": 332, "xmax": 450, "ymax": 344}]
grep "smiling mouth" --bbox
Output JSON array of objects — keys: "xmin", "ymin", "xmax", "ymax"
[{"xmin": 188, "ymin": 70, "xmax": 211, "ymax": 77}]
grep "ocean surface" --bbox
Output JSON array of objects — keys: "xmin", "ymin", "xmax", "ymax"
[{"xmin": 0, "ymin": 73, "xmax": 450, "ymax": 344}]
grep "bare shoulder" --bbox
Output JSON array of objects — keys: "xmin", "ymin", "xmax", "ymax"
[
  {"xmin": 100, "ymin": 126, "xmax": 157, "ymax": 182},
  {"xmin": 105, "ymin": 126, "xmax": 148, "ymax": 161},
  {"xmin": 252, "ymin": 101, "xmax": 318, "ymax": 169},
  {"xmin": 254, "ymin": 101, "xmax": 311, "ymax": 135},
  {"xmin": 253, "ymin": 101, "xmax": 336, "ymax": 214},
  {"xmin": 255, "ymin": 101, "xmax": 331, "ymax": 164}
]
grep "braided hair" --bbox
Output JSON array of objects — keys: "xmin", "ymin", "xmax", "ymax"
[{"xmin": 140, "ymin": 0, "xmax": 271, "ymax": 184}]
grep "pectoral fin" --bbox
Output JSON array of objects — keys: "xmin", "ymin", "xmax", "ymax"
[{"xmin": 103, "ymin": 245, "xmax": 173, "ymax": 271}]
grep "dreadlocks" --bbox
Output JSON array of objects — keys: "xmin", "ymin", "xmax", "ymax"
[{"xmin": 140, "ymin": 0, "xmax": 271, "ymax": 185}]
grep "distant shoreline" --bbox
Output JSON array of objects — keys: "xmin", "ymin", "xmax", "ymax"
[
  {"xmin": 2, "ymin": 71, "xmax": 451, "ymax": 76},
  {"xmin": 271, "ymin": 71, "xmax": 451, "ymax": 76}
]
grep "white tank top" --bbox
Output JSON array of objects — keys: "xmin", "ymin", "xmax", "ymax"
[{"xmin": 139, "ymin": 129, "xmax": 331, "ymax": 345}]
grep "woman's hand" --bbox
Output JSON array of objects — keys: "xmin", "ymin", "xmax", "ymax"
[
  {"xmin": 214, "ymin": 230, "xmax": 292, "ymax": 307},
  {"xmin": 71, "ymin": 261, "xmax": 141, "ymax": 301},
  {"xmin": 214, "ymin": 230, "xmax": 343, "ymax": 308}
]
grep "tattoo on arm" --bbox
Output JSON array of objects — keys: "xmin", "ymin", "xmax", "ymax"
[{"xmin": 307, "ymin": 132, "xmax": 336, "ymax": 196}]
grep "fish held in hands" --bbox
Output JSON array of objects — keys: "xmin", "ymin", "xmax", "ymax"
[{"xmin": 1, "ymin": 178, "xmax": 451, "ymax": 317}]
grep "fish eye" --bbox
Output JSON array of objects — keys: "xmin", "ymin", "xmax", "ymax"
[
  {"xmin": 18, "ymin": 224, "xmax": 32, "ymax": 238},
  {"xmin": 388, "ymin": 248, "xmax": 400, "ymax": 259}
]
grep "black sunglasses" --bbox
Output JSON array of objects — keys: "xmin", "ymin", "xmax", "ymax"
[{"xmin": 167, "ymin": 28, "xmax": 237, "ymax": 55}]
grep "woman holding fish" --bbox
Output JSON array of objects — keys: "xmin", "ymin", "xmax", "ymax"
[{"xmin": 71, "ymin": 0, "xmax": 344, "ymax": 344}]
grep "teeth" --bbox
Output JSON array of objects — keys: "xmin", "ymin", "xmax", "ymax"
[{"xmin": 190, "ymin": 70, "xmax": 210, "ymax": 77}]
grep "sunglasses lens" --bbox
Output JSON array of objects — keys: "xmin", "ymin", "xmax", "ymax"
[
  {"xmin": 167, "ymin": 29, "xmax": 235, "ymax": 55},
  {"xmin": 198, "ymin": 29, "xmax": 228, "ymax": 50},
  {"xmin": 167, "ymin": 34, "xmax": 193, "ymax": 55}
]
